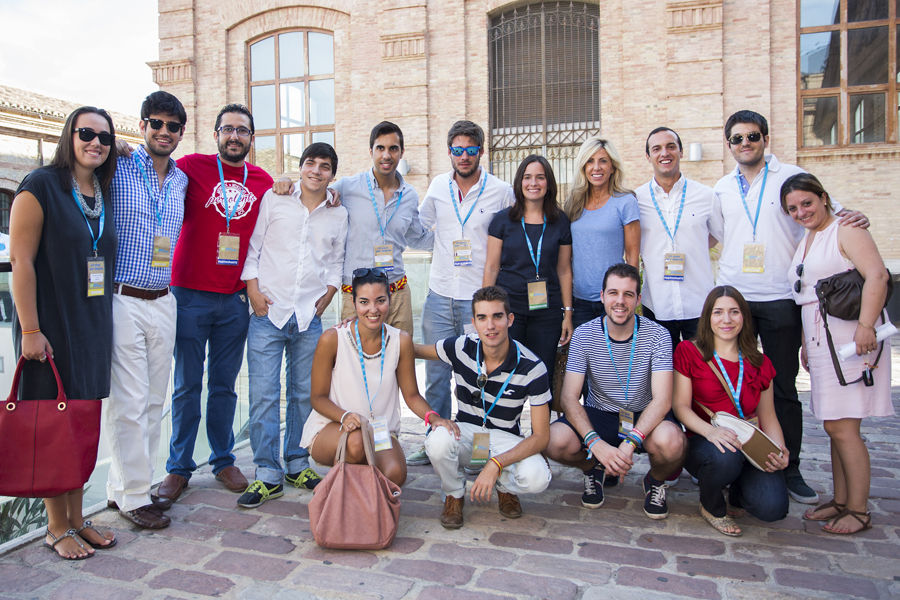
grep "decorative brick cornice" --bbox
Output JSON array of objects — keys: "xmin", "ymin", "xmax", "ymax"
[
  {"xmin": 148, "ymin": 58, "xmax": 195, "ymax": 85},
  {"xmin": 666, "ymin": 1, "xmax": 723, "ymax": 31},
  {"xmin": 381, "ymin": 32, "xmax": 426, "ymax": 61}
]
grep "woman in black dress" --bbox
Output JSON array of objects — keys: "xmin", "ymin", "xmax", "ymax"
[{"xmin": 10, "ymin": 107, "xmax": 118, "ymax": 559}]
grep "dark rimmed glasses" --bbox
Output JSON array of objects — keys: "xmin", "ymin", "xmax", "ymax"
[
  {"xmin": 217, "ymin": 125, "xmax": 252, "ymax": 138},
  {"xmin": 727, "ymin": 132, "xmax": 763, "ymax": 146},
  {"xmin": 74, "ymin": 128, "xmax": 115, "ymax": 146},
  {"xmin": 144, "ymin": 118, "xmax": 184, "ymax": 133},
  {"xmin": 449, "ymin": 146, "xmax": 481, "ymax": 157}
]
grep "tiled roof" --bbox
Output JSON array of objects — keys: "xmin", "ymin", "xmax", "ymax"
[{"xmin": 0, "ymin": 84, "xmax": 141, "ymax": 135}]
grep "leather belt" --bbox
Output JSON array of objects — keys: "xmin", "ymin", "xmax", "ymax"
[
  {"xmin": 341, "ymin": 274, "xmax": 407, "ymax": 295},
  {"xmin": 113, "ymin": 283, "xmax": 169, "ymax": 300}
]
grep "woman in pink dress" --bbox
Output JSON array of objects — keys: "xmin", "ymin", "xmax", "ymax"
[{"xmin": 782, "ymin": 173, "xmax": 893, "ymax": 535}]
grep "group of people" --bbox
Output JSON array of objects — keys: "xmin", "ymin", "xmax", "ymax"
[{"xmin": 8, "ymin": 92, "xmax": 893, "ymax": 560}]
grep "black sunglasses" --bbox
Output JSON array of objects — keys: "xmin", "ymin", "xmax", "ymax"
[
  {"xmin": 793, "ymin": 264, "xmax": 804, "ymax": 293},
  {"xmin": 352, "ymin": 267, "xmax": 389, "ymax": 281},
  {"xmin": 74, "ymin": 128, "xmax": 115, "ymax": 146},
  {"xmin": 728, "ymin": 132, "xmax": 763, "ymax": 145},
  {"xmin": 144, "ymin": 118, "xmax": 184, "ymax": 133}
]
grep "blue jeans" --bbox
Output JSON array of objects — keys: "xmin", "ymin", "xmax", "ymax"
[
  {"xmin": 684, "ymin": 435, "xmax": 788, "ymax": 521},
  {"xmin": 167, "ymin": 287, "xmax": 250, "ymax": 478},
  {"xmin": 246, "ymin": 314, "xmax": 320, "ymax": 484},
  {"xmin": 422, "ymin": 290, "xmax": 472, "ymax": 420}
]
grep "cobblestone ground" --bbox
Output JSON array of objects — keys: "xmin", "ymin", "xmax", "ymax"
[{"xmin": 2, "ymin": 361, "xmax": 898, "ymax": 599}]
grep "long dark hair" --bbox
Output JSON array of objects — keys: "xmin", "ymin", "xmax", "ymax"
[
  {"xmin": 50, "ymin": 106, "xmax": 117, "ymax": 192},
  {"xmin": 694, "ymin": 286, "xmax": 763, "ymax": 367},
  {"xmin": 510, "ymin": 154, "xmax": 559, "ymax": 223}
]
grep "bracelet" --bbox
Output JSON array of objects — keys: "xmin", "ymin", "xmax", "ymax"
[
  {"xmin": 583, "ymin": 430, "xmax": 600, "ymax": 445},
  {"xmin": 858, "ymin": 322, "xmax": 875, "ymax": 330},
  {"xmin": 339, "ymin": 411, "xmax": 351, "ymax": 427},
  {"xmin": 22, "ymin": 328, "xmax": 40, "ymax": 335},
  {"xmin": 631, "ymin": 428, "xmax": 646, "ymax": 441},
  {"xmin": 586, "ymin": 437, "xmax": 602, "ymax": 459},
  {"xmin": 623, "ymin": 437, "xmax": 638, "ymax": 449},
  {"xmin": 625, "ymin": 431, "xmax": 644, "ymax": 449},
  {"xmin": 424, "ymin": 410, "xmax": 438, "ymax": 426},
  {"xmin": 490, "ymin": 456, "xmax": 504, "ymax": 472},
  {"xmin": 562, "ymin": 306, "xmax": 574, "ymax": 312}
]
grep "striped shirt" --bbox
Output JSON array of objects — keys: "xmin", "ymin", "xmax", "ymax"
[
  {"xmin": 111, "ymin": 145, "xmax": 187, "ymax": 289},
  {"xmin": 566, "ymin": 315, "xmax": 672, "ymax": 412},
  {"xmin": 436, "ymin": 333, "xmax": 550, "ymax": 435}
]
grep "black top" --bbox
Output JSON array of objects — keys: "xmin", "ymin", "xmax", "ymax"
[
  {"xmin": 12, "ymin": 167, "xmax": 116, "ymax": 400},
  {"xmin": 488, "ymin": 207, "xmax": 572, "ymax": 314}
]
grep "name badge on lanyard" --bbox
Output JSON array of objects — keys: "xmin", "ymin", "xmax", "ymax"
[
  {"xmin": 737, "ymin": 164, "xmax": 768, "ymax": 274},
  {"xmin": 471, "ymin": 431, "xmax": 491, "ymax": 464},
  {"xmin": 527, "ymin": 279, "xmax": 548, "ymax": 310},
  {"xmin": 650, "ymin": 181, "xmax": 687, "ymax": 282},
  {"xmin": 742, "ymin": 243, "xmax": 765, "ymax": 273},
  {"xmin": 663, "ymin": 253, "xmax": 686, "ymax": 281},
  {"xmin": 372, "ymin": 417, "xmax": 392, "ymax": 452},
  {"xmin": 374, "ymin": 243, "xmax": 394, "ymax": 270},
  {"xmin": 367, "ymin": 173, "xmax": 400, "ymax": 272},
  {"xmin": 617, "ymin": 409, "xmax": 635, "ymax": 439},
  {"xmin": 134, "ymin": 156, "xmax": 172, "ymax": 269},
  {"xmin": 523, "ymin": 217, "xmax": 548, "ymax": 310},
  {"xmin": 86, "ymin": 258, "xmax": 105, "ymax": 297},
  {"xmin": 152, "ymin": 235, "xmax": 171, "ymax": 268},
  {"xmin": 449, "ymin": 172, "xmax": 487, "ymax": 267},
  {"xmin": 453, "ymin": 239, "xmax": 473, "ymax": 266},
  {"xmin": 216, "ymin": 156, "xmax": 248, "ymax": 266}
]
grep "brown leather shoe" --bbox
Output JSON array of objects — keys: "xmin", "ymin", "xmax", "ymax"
[
  {"xmin": 119, "ymin": 504, "xmax": 171, "ymax": 529},
  {"xmin": 157, "ymin": 473, "xmax": 189, "ymax": 504},
  {"xmin": 440, "ymin": 495, "xmax": 464, "ymax": 529},
  {"xmin": 498, "ymin": 491, "xmax": 523, "ymax": 519},
  {"xmin": 107, "ymin": 499, "xmax": 168, "ymax": 512},
  {"xmin": 215, "ymin": 466, "xmax": 248, "ymax": 493}
]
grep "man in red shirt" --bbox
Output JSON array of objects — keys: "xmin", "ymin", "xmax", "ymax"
[{"xmin": 157, "ymin": 104, "xmax": 274, "ymax": 504}]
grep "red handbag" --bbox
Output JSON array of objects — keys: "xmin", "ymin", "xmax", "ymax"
[
  {"xmin": 308, "ymin": 417, "xmax": 402, "ymax": 549},
  {"xmin": 0, "ymin": 356, "xmax": 101, "ymax": 498}
]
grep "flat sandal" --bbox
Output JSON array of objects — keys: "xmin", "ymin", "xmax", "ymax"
[
  {"xmin": 823, "ymin": 509, "xmax": 872, "ymax": 535},
  {"xmin": 700, "ymin": 505, "xmax": 742, "ymax": 537},
  {"xmin": 43, "ymin": 528, "xmax": 93, "ymax": 560},
  {"xmin": 76, "ymin": 520, "xmax": 117, "ymax": 549},
  {"xmin": 803, "ymin": 499, "xmax": 845, "ymax": 522}
]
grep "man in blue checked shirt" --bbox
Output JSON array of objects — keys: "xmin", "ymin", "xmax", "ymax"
[{"xmin": 104, "ymin": 91, "xmax": 188, "ymax": 530}]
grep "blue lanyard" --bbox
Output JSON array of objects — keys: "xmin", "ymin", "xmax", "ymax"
[
  {"xmin": 70, "ymin": 183, "xmax": 104, "ymax": 256},
  {"xmin": 365, "ymin": 171, "xmax": 403, "ymax": 241},
  {"xmin": 649, "ymin": 178, "xmax": 686, "ymax": 251},
  {"xmin": 603, "ymin": 317, "xmax": 637, "ymax": 404},
  {"xmin": 713, "ymin": 350, "xmax": 745, "ymax": 419},
  {"xmin": 216, "ymin": 156, "xmax": 248, "ymax": 232},
  {"xmin": 134, "ymin": 155, "xmax": 170, "ymax": 230},
  {"xmin": 448, "ymin": 170, "xmax": 488, "ymax": 237},
  {"xmin": 476, "ymin": 340, "xmax": 520, "ymax": 428},
  {"xmin": 735, "ymin": 162, "xmax": 768, "ymax": 242},
  {"xmin": 355, "ymin": 323, "xmax": 386, "ymax": 418},
  {"xmin": 521, "ymin": 217, "xmax": 546, "ymax": 278}
]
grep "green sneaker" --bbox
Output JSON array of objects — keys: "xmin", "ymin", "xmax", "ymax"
[
  {"xmin": 236, "ymin": 480, "xmax": 283, "ymax": 508},
  {"xmin": 285, "ymin": 467, "xmax": 322, "ymax": 490},
  {"xmin": 406, "ymin": 446, "xmax": 430, "ymax": 466}
]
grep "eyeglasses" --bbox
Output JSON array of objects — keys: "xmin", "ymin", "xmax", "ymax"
[
  {"xmin": 352, "ymin": 268, "xmax": 389, "ymax": 281},
  {"xmin": 793, "ymin": 263, "xmax": 804, "ymax": 293},
  {"xmin": 217, "ymin": 125, "xmax": 252, "ymax": 138},
  {"xmin": 144, "ymin": 118, "xmax": 184, "ymax": 133},
  {"xmin": 449, "ymin": 146, "xmax": 481, "ymax": 157},
  {"xmin": 727, "ymin": 132, "xmax": 763, "ymax": 146},
  {"xmin": 74, "ymin": 128, "xmax": 115, "ymax": 146}
]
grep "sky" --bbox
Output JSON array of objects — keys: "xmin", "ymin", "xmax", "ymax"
[{"xmin": 0, "ymin": 0, "xmax": 159, "ymax": 116}]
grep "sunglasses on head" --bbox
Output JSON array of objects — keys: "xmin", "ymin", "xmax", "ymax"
[
  {"xmin": 74, "ymin": 128, "xmax": 115, "ymax": 146},
  {"xmin": 352, "ymin": 267, "xmax": 389, "ymax": 281},
  {"xmin": 728, "ymin": 132, "xmax": 763, "ymax": 146},
  {"xmin": 449, "ymin": 146, "xmax": 481, "ymax": 157},
  {"xmin": 144, "ymin": 118, "xmax": 184, "ymax": 133}
]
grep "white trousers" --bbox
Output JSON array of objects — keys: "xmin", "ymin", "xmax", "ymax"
[
  {"xmin": 103, "ymin": 292, "xmax": 177, "ymax": 511},
  {"xmin": 425, "ymin": 421, "xmax": 551, "ymax": 499}
]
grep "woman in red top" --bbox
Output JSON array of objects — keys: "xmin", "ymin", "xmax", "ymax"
[{"xmin": 673, "ymin": 286, "xmax": 789, "ymax": 536}]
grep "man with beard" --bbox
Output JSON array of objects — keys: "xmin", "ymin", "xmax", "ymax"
[
  {"xmin": 156, "ymin": 104, "xmax": 274, "ymax": 505},
  {"xmin": 105, "ymin": 91, "xmax": 189, "ymax": 529},
  {"xmin": 407, "ymin": 120, "xmax": 514, "ymax": 466}
]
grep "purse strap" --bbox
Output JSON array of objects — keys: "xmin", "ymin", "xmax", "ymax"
[
  {"xmin": 819, "ymin": 308, "xmax": 886, "ymax": 387},
  {"xmin": 333, "ymin": 414, "xmax": 377, "ymax": 466},
  {"xmin": 5, "ymin": 354, "xmax": 67, "ymax": 405},
  {"xmin": 688, "ymin": 342, "xmax": 730, "ymax": 422}
]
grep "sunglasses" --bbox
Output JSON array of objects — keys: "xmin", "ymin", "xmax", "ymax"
[
  {"xmin": 74, "ymin": 128, "xmax": 115, "ymax": 146},
  {"xmin": 352, "ymin": 267, "xmax": 389, "ymax": 281},
  {"xmin": 449, "ymin": 146, "xmax": 481, "ymax": 157},
  {"xmin": 144, "ymin": 118, "xmax": 184, "ymax": 133},
  {"xmin": 728, "ymin": 132, "xmax": 763, "ymax": 145},
  {"xmin": 217, "ymin": 125, "xmax": 253, "ymax": 138},
  {"xmin": 793, "ymin": 263, "xmax": 804, "ymax": 293}
]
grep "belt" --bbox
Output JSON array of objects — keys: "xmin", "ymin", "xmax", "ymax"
[
  {"xmin": 341, "ymin": 274, "xmax": 407, "ymax": 295},
  {"xmin": 113, "ymin": 283, "xmax": 169, "ymax": 300}
]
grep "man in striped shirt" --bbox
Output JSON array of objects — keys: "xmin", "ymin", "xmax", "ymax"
[
  {"xmin": 546, "ymin": 263, "xmax": 686, "ymax": 519},
  {"xmin": 415, "ymin": 286, "xmax": 552, "ymax": 529}
]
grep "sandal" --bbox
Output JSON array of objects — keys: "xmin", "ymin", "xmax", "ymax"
[
  {"xmin": 700, "ymin": 505, "xmax": 742, "ymax": 537},
  {"xmin": 43, "ymin": 528, "xmax": 93, "ymax": 560},
  {"xmin": 803, "ymin": 499, "xmax": 846, "ymax": 522},
  {"xmin": 76, "ymin": 520, "xmax": 117, "ymax": 549},
  {"xmin": 823, "ymin": 509, "xmax": 872, "ymax": 535}
]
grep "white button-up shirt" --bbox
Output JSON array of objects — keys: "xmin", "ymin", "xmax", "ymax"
[
  {"xmin": 635, "ymin": 175, "xmax": 719, "ymax": 320},
  {"xmin": 241, "ymin": 188, "xmax": 348, "ymax": 330},
  {"xmin": 419, "ymin": 167, "xmax": 514, "ymax": 300}
]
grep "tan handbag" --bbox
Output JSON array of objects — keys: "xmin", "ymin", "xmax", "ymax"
[{"xmin": 307, "ymin": 416, "xmax": 402, "ymax": 549}]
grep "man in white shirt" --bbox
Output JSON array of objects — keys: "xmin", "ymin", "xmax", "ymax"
[
  {"xmin": 408, "ymin": 121, "xmax": 515, "ymax": 466},
  {"xmin": 237, "ymin": 142, "xmax": 348, "ymax": 507},
  {"xmin": 713, "ymin": 110, "xmax": 867, "ymax": 504},
  {"xmin": 635, "ymin": 127, "xmax": 720, "ymax": 351}
]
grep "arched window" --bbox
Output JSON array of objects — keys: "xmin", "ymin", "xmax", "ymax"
[
  {"xmin": 248, "ymin": 30, "xmax": 335, "ymax": 175},
  {"xmin": 488, "ymin": 2, "xmax": 600, "ymax": 200}
]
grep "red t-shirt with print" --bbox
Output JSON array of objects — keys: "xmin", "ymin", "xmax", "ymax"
[{"xmin": 172, "ymin": 153, "xmax": 273, "ymax": 294}]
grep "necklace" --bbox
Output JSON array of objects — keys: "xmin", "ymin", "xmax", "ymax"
[{"xmin": 71, "ymin": 174, "xmax": 103, "ymax": 219}]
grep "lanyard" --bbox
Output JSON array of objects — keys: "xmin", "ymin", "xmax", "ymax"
[
  {"xmin": 365, "ymin": 171, "xmax": 403, "ymax": 241},
  {"xmin": 649, "ymin": 178, "xmax": 686, "ymax": 252},
  {"xmin": 713, "ymin": 350, "xmax": 745, "ymax": 419},
  {"xmin": 448, "ymin": 170, "xmax": 488, "ymax": 237},
  {"xmin": 521, "ymin": 217, "xmax": 546, "ymax": 278},
  {"xmin": 355, "ymin": 323, "xmax": 386, "ymax": 419},
  {"xmin": 216, "ymin": 156, "xmax": 248, "ymax": 232},
  {"xmin": 476, "ymin": 340, "xmax": 520, "ymax": 428},
  {"xmin": 70, "ymin": 184, "xmax": 104, "ymax": 256},
  {"xmin": 134, "ymin": 155, "xmax": 170, "ymax": 230},
  {"xmin": 735, "ymin": 162, "xmax": 768, "ymax": 242},
  {"xmin": 604, "ymin": 317, "xmax": 638, "ymax": 404}
]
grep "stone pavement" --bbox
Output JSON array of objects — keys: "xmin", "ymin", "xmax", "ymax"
[{"xmin": 2, "ymin": 385, "xmax": 898, "ymax": 599}]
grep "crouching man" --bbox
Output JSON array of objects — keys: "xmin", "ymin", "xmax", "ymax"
[{"xmin": 415, "ymin": 286, "xmax": 551, "ymax": 528}]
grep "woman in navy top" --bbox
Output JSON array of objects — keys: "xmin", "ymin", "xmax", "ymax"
[{"xmin": 483, "ymin": 155, "xmax": 573, "ymax": 393}]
